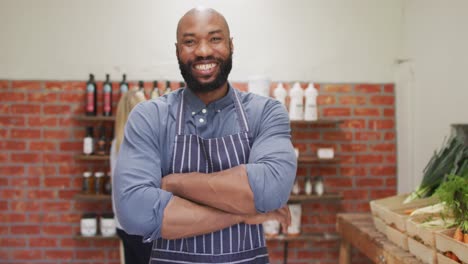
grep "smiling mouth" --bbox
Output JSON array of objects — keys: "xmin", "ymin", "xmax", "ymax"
[{"xmin": 194, "ymin": 63, "xmax": 217, "ymax": 71}]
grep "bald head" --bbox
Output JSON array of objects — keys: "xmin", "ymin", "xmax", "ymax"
[{"xmin": 176, "ymin": 7, "xmax": 230, "ymax": 41}]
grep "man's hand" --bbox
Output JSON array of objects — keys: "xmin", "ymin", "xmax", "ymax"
[{"xmin": 243, "ymin": 205, "xmax": 291, "ymax": 233}]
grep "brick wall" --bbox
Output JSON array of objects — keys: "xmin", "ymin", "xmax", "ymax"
[{"xmin": 0, "ymin": 80, "xmax": 396, "ymax": 263}]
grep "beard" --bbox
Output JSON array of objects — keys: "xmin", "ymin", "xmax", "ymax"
[{"xmin": 178, "ymin": 51, "xmax": 233, "ymax": 94}]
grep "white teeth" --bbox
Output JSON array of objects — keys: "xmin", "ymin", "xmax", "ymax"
[{"xmin": 195, "ymin": 63, "xmax": 216, "ymax": 70}]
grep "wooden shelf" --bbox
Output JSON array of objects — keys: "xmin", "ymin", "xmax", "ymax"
[
  {"xmin": 74, "ymin": 116, "xmax": 115, "ymax": 122},
  {"xmin": 289, "ymin": 193, "xmax": 342, "ymax": 202},
  {"xmin": 298, "ymin": 156, "xmax": 340, "ymax": 163},
  {"xmin": 74, "ymin": 193, "xmax": 112, "ymax": 202},
  {"xmin": 290, "ymin": 119, "xmax": 343, "ymax": 125},
  {"xmin": 73, "ymin": 234, "xmax": 118, "ymax": 240},
  {"xmin": 75, "ymin": 154, "xmax": 110, "ymax": 161},
  {"xmin": 266, "ymin": 232, "xmax": 340, "ymax": 242}
]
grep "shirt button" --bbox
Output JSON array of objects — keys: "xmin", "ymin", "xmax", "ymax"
[
  {"xmin": 191, "ymin": 112, "xmax": 195, "ymax": 115},
  {"xmin": 202, "ymin": 109, "xmax": 207, "ymax": 114},
  {"xmin": 199, "ymin": 118, "xmax": 205, "ymax": 123}
]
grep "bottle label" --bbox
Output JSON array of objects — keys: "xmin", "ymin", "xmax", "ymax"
[
  {"xmin": 86, "ymin": 84, "xmax": 94, "ymax": 113},
  {"xmin": 120, "ymin": 84, "xmax": 128, "ymax": 93},
  {"xmin": 83, "ymin": 137, "xmax": 93, "ymax": 155},
  {"xmin": 104, "ymin": 94, "xmax": 111, "ymax": 113}
]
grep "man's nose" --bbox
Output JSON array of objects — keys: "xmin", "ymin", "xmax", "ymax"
[{"xmin": 194, "ymin": 40, "xmax": 213, "ymax": 58}]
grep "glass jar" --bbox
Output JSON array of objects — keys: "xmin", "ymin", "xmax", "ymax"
[
  {"xmin": 104, "ymin": 171, "xmax": 112, "ymax": 195},
  {"xmin": 82, "ymin": 171, "xmax": 94, "ymax": 194},
  {"xmin": 100, "ymin": 212, "xmax": 116, "ymax": 237},
  {"xmin": 94, "ymin": 172, "xmax": 105, "ymax": 195},
  {"xmin": 80, "ymin": 213, "xmax": 97, "ymax": 237}
]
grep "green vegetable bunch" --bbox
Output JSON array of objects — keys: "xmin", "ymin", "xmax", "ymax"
[{"xmin": 435, "ymin": 175, "xmax": 468, "ymax": 232}]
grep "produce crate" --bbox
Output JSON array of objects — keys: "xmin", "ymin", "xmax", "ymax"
[
  {"xmin": 386, "ymin": 224, "xmax": 409, "ymax": 251},
  {"xmin": 373, "ymin": 215, "xmax": 387, "ymax": 234},
  {"xmin": 408, "ymin": 237, "xmax": 437, "ymax": 264},
  {"xmin": 435, "ymin": 228, "xmax": 468, "ymax": 263},
  {"xmin": 370, "ymin": 194, "xmax": 407, "ymax": 220},
  {"xmin": 406, "ymin": 215, "xmax": 446, "ymax": 247},
  {"xmin": 437, "ymin": 252, "xmax": 466, "ymax": 264}
]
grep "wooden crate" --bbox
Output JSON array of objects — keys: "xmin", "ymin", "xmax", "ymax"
[
  {"xmin": 407, "ymin": 215, "xmax": 447, "ymax": 247},
  {"xmin": 386, "ymin": 224, "xmax": 409, "ymax": 251},
  {"xmin": 437, "ymin": 252, "xmax": 467, "ymax": 264},
  {"xmin": 436, "ymin": 228, "xmax": 468, "ymax": 263},
  {"xmin": 370, "ymin": 194, "xmax": 407, "ymax": 219},
  {"xmin": 408, "ymin": 237, "xmax": 437, "ymax": 264},
  {"xmin": 373, "ymin": 216, "xmax": 387, "ymax": 234}
]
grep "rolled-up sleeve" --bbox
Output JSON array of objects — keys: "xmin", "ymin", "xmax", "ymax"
[
  {"xmin": 245, "ymin": 100, "xmax": 297, "ymax": 213},
  {"xmin": 113, "ymin": 102, "xmax": 173, "ymax": 242}
]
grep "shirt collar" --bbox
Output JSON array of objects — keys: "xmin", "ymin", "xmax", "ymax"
[{"xmin": 184, "ymin": 83, "xmax": 235, "ymax": 114}]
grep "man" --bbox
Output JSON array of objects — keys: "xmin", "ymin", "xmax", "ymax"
[{"xmin": 114, "ymin": 7, "xmax": 297, "ymax": 263}]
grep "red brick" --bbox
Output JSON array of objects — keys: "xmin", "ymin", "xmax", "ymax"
[
  {"xmin": 323, "ymin": 84, "xmax": 351, "ymax": 93},
  {"xmin": 317, "ymin": 95, "xmax": 335, "ymax": 105},
  {"xmin": 43, "ymin": 130, "xmax": 72, "ymax": 139},
  {"xmin": 0, "ymin": 128, "xmax": 7, "ymax": 139},
  {"xmin": 356, "ymin": 155, "xmax": 383, "ymax": 164},
  {"xmin": 340, "ymin": 167, "xmax": 366, "ymax": 177},
  {"xmin": 338, "ymin": 120, "xmax": 365, "ymax": 129},
  {"xmin": 355, "ymin": 202, "xmax": 371, "ymax": 212},
  {"xmin": 59, "ymin": 165, "xmax": 83, "ymax": 175},
  {"xmin": 28, "ymin": 166, "xmax": 57, "ymax": 176},
  {"xmin": 60, "ymin": 141, "xmax": 82, "ymax": 151},
  {"xmin": 371, "ymin": 143, "xmax": 396, "ymax": 152},
  {"xmin": 30, "ymin": 238, "xmax": 58, "ymax": 247},
  {"xmin": 12, "ymin": 249, "xmax": 43, "ymax": 260},
  {"xmin": 43, "ymin": 105, "xmax": 71, "ymax": 115},
  {"xmin": 0, "ymin": 213, "xmax": 26, "ymax": 222},
  {"xmin": 0, "ymin": 238, "xmax": 27, "ymax": 247},
  {"xmin": 27, "ymin": 92, "xmax": 58, "ymax": 103},
  {"xmin": 60, "ymin": 213, "xmax": 81, "ymax": 223},
  {"xmin": 0, "ymin": 116, "xmax": 25, "ymax": 126},
  {"xmin": 325, "ymin": 177, "xmax": 352, "ymax": 188},
  {"xmin": 370, "ymin": 189, "xmax": 396, "ymax": 199},
  {"xmin": 0, "ymin": 153, "xmax": 8, "ymax": 163},
  {"xmin": 28, "ymin": 116, "xmax": 58, "ymax": 126},
  {"xmin": 368, "ymin": 120, "xmax": 394, "ymax": 130},
  {"xmin": 370, "ymin": 166, "xmax": 396, "ymax": 176},
  {"xmin": 386, "ymin": 177, "xmax": 397, "ymax": 186},
  {"xmin": 370, "ymin": 96, "xmax": 394, "ymax": 105},
  {"xmin": 59, "ymin": 92, "xmax": 85, "ymax": 103},
  {"xmin": 44, "ymin": 250, "xmax": 74, "ymax": 260},
  {"xmin": 384, "ymin": 108, "xmax": 395, "ymax": 117},
  {"xmin": 15, "ymin": 202, "xmax": 44, "ymax": 214},
  {"xmin": 43, "ymin": 201, "xmax": 72, "ymax": 211},
  {"xmin": 45, "ymin": 81, "xmax": 86, "ymax": 92},
  {"xmin": 43, "ymin": 153, "xmax": 73, "ymax": 163},
  {"xmin": 11, "ymin": 153, "xmax": 41, "ymax": 163},
  {"xmin": 60, "ymin": 238, "xmax": 92, "ymax": 248},
  {"xmin": 76, "ymin": 250, "xmax": 106, "ymax": 260},
  {"xmin": 0, "ymin": 201, "xmax": 7, "ymax": 210},
  {"xmin": 384, "ymin": 84, "xmax": 394, "ymax": 93},
  {"xmin": 355, "ymin": 84, "xmax": 381, "ymax": 93},
  {"xmin": 342, "ymin": 190, "xmax": 369, "ymax": 200},
  {"xmin": 339, "ymin": 96, "xmax": 366, "ymax": 105},
  {"xmin": 386, "ymin": 154, "xmax": 396, "ymax": 164},
  {"xmin": 385, "ymin": 132, "xmax": 395, "ymax": 141},
  {"xmin": 11, "ymin": 177, "xmax": 40, "ymax": 187},
  {"xmin": 11, "ymin": 225, "xmax": 41, "ymax": 235},
  {"xmin": 1, "ymin": 189, "xmax": 23, "ymax": 199},
  {"xmin": 354, "ymin": 108, "xmax": 380, "ymax": 117},
  {"xmin": 43, "ymin": 225, "xmax": 73, "ymax": 235},
  {"xmin": 339, "ymin": 155, "xmax": 354, "ymax": 164},
  {"xmin": 340, "ymin": 144, "xmax": 367, "ymax": 152},
  {"xmin": 292, "ymin": 131, "xmax": 321, "ymax": 140},
  {"xmin": 317, "ymin": 167, "xmax": 338, "ymax": 176},
  {"xmin": 297, "ymin": 250, "xmax": 327, "ymax": 259},
  {"xmin": 0, "ymin": 178, "xmax": 7, "ymax": 186},
  {"xmin": 0, "ymin": 80, "xmax": 10, "ymax": 89},
  {"xmin": 356, "ymin": 178, "xmax": 384, "ymax": 187},
  {"xmin": 44, "ymin": 177, "xmax": 72, "ymax": 188},
  {"xmin": 27, "ymin": 190, "xmax": 56, "ymax": 199},
  {"xmin": 10, "ymin": 104, "xmax": 41, "ymax": 114},
  {"xmin": 355, "ymin": 131, "xmax": 381, "ymax": 141},
  {"xmin": 58, "ymin": 190, "xmax": 79, "ymax": 200},
  {"xmin": 323, "ymin": 131, "xmax": 352, "ymax": 141},
  {"xmin": 0, "ymin": 92, "xmax": 25, "ymax": 102},
  {"xmin": 58, "ymin": 117, "xmax": 79, "ymax": 126},
  {"xmin": 322, "ymin": 107, "xmax": 351, "ymax": 117},
  {"xmin": 0, "ymin": 141, "xmax": 26, "ymax": 151},
  {"xmin": 29, "ymin": 141, "xmax": 56, "ymax": 151},
  {"xmin": 12, "ymin": 81, "xmax": 42, "ymax": 90},
  {"xmin": 11, "ymin": 128, "xmax": 41, "ymax": 139}
]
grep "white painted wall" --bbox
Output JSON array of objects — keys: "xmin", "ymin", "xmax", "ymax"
[
  {"xmin": 0, "ymin": 0, "xmax": 403, "ymax": 82},
  {"xmin": 397, "ymin": 0, "xmax": 468, "ymax": 193}
]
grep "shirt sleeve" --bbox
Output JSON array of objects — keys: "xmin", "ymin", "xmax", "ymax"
[
  {"xmin": 245, "ymin": 99, "xmax": 297, "ymax": 213},
  {"xmin": 113, "ymin": 102, "xmax": 173, "ymax": 242}
]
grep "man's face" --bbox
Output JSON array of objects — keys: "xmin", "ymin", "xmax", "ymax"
[{"xmin": 176, "ymin": 12, "xmax": 233, "ymax": 93}]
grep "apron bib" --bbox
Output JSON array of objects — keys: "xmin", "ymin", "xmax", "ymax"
[{"xmin": 150, "ymin": 89, "xmax": 269, "ymax": 263}]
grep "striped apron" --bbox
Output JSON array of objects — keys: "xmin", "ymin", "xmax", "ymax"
[{"xmin": 150, "ymin": 89, "xmax": 269, "ymax": 263}]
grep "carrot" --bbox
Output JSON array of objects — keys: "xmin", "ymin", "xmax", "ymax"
[
  {"xmin": 453, "ymin": 227, "xmax": 463, "ymax": 242},
  {"xmin": 450, "ymin": 253, "xmax": 460, "ymax": 263},
  {"xmin": 403, "ymin": 209, "xmax": 414, "ymax": 215},
  {"xmin": 464, "ymin": 232, "xmax": 468, "ymax": 243}
]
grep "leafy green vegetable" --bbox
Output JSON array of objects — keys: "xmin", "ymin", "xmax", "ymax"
[{"xmin": 435, "ymin": 175, "xmax": 468, "ymax": 232}]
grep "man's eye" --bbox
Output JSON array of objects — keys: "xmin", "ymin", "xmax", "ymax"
[
  {"xmin": 184, "ymin": 40, "xmax": 195, "ymax": 45},
  {"xmin": 211, "ymin": 37, "xmax": 222, "ymax": 42}
]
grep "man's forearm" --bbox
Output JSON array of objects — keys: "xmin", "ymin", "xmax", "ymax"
[
  {"xmin": 161, "ymin": 196, "xmax": 244, "ymax": 240},
  {"xmin": 162, "ymin": 165, "xmax": 257, "ymax": 215}
]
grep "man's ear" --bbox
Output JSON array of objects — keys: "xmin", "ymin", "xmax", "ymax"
[
  {"xmin": 230, "ymin": 38, "xmax": 234, "ymax": 54},
  {"xmin": 175, "ymin": 43, "xmax": 179, "ymax": 58}
]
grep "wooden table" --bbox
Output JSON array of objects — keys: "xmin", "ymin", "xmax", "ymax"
[{"xmin": 336, "ymin": 213, "xmax": 422, "ymax": 264}]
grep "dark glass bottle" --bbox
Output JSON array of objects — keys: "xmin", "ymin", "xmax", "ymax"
[
  {"xmin": 164, "ymin": 81, "xmax": 171, "ymax": 95},
  {"xmin": 96, "ymin": 126, "xmax": 107, "ymax": 156},
  {"xmin": 138, "ymin": 81, "xmax": 144, "ymax": 92},
  {"xmin": 85, "ymin": 74, "xmax": 97, "ymax": 116},
  {"xmin": 83, "ymin": 126, "xmax": 94, "ymax": 155},
  {"xmin": 151, "ymin": 81, "xmax": 160, "ymax": 99},
  {"xmin": 103, "ymin": 74, "xmax": 112, "ymax": 116},
  {"xmin": 120, "ymin": 74, "xmax": 128, "ymax": 93}
]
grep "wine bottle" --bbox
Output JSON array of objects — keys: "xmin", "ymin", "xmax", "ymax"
[
  {"xmin": 85, "ymin": 74, "xmax": 97, "ymax": 116},
  {"xmin": 151, "ymin": 81, "xmax": 160, "ymax": 99},
  {"xmin": 103, "ymin": 74, "xmax": 112, "ymax": 116},
  {"xmin": 119, "ymin": 74, "xmax": 128, "ymax": 93}
]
